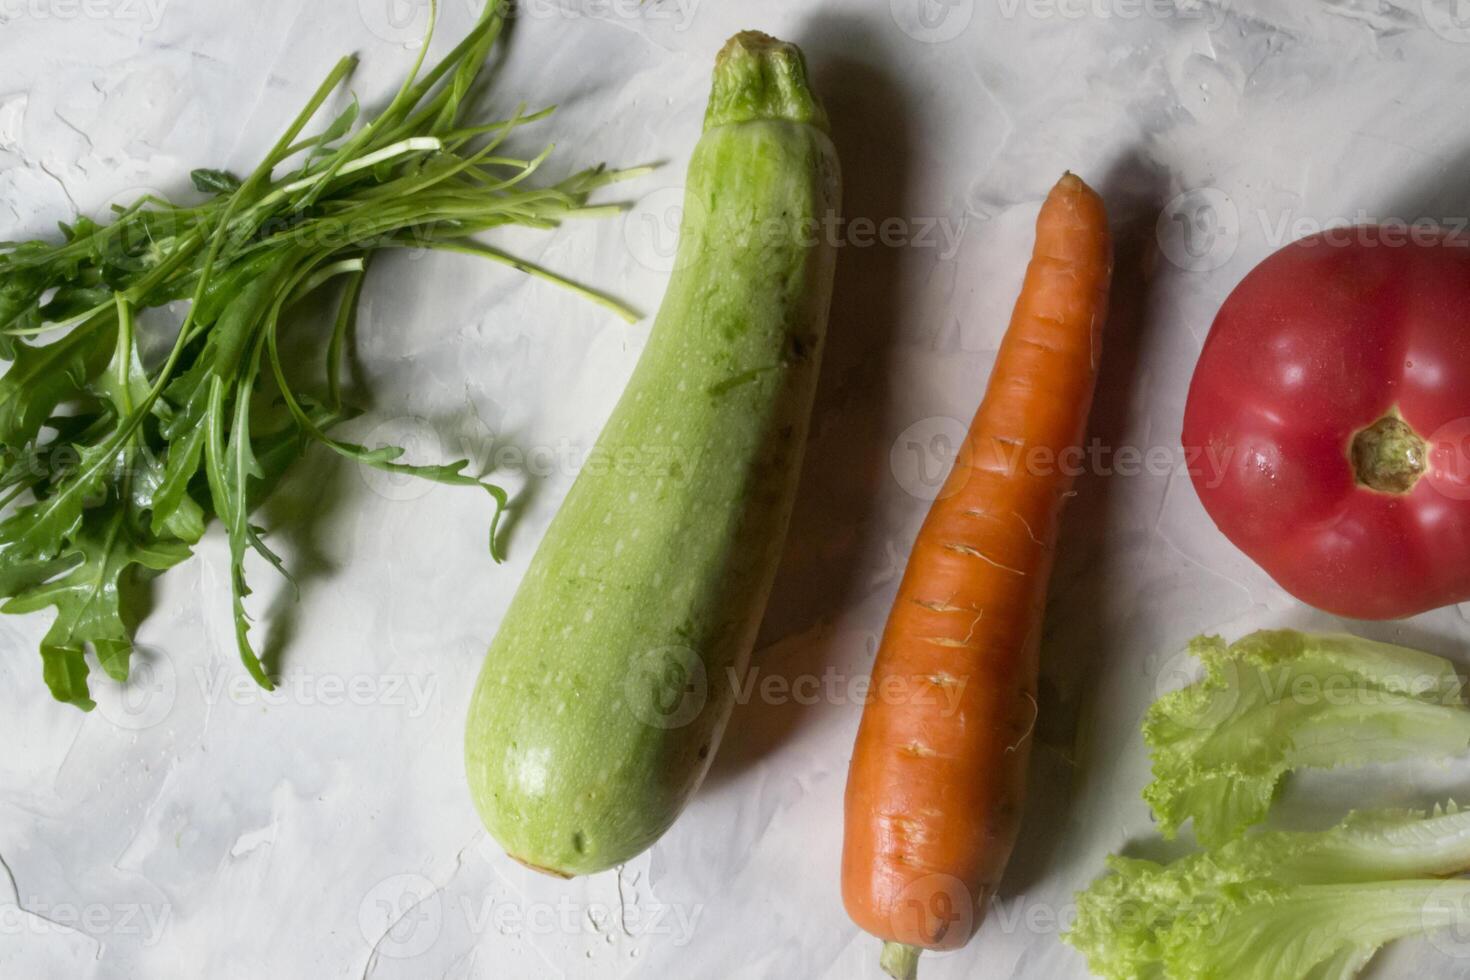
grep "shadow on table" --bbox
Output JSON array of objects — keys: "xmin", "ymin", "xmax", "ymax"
[{"xmin": 1381, "ymin": 139, "xmax": 1470, "ymax": 237}]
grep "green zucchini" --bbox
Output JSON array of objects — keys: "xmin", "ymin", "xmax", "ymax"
[{"xmin": 465, "ymin": 31, "xmax": 840, "ymax": 876}]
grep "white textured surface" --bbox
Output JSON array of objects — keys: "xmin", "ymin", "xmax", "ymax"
[{"xmin": 5, "ymin": 1, "xmax": 1470, "ymax": 977}]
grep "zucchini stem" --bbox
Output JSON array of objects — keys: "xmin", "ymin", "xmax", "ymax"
[{"xmin": 705, "ymin": 31, "xmax": 828, "ymax": 132}]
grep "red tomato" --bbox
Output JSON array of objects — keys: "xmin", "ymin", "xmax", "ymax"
[{"xmin": 1183, "ymin": 227, "xmax": 1470, "ymax": 619}]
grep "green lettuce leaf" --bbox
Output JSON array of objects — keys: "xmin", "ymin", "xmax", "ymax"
[
  {"xmin": 1067, "ymin": 804, "xmax": 1470, "ymax": 980},
  {"xmin": 1144, "ymin": 630, "xmax": 1470, "ymax": 844}
]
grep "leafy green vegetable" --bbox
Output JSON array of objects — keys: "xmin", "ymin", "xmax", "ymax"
[
  {"xmin": 0, "ymin": 0, "xmax": 644, "ymax": 708},
  {"xmin": 190, "ymin": 169, "xmax": 243, "ymax": 196},
  {"xmin": 3, "ymin": 509, "xmax": 191, "ymax": 708},
  {"xmin": 1067, "ymin": 803, "xmax": 1470, "ymax": 980},
  {"xmin": 1144, "ymin": 629, "xmax": 1470, "ymax": 844}
]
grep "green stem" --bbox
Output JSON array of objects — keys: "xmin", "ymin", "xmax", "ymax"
[
  {"xmin": 286, "ymin": 257, "xmax": 365, "ymax": 305},
  {"xmin": 113, "ymin": 295, "xmax": 135, "ymax": 414},
  {"xmin": 266, "ymin": 137, "xmax": 443, "ymax": 205},
  {"xmin": 121, "ymin": 225, "xmax": 208, "ymax": 305},
  {"xmin": 112, "ymin": 294, "xmax": 139, "ymax": 505},
  {"xmin": 706, "ymin": 31, "xmax": 828, "ymax": 132},
  {"xmin": 880, "ymin": 942, "xmax": 921, "ymax": 980},
  {"xmin": 4, "ymin": 300, "xmax": 113, "ymax": 337},
  {"xmin": 393, "ymin": 238, "xmax": 639, "ymax": 323},
  {"xmin": 292, "ymin": 0, "xmax": 440, "ymax": 210},
  {"xmin": 326, "ymin": 264, "xmax": 366, "ymax": 412}
]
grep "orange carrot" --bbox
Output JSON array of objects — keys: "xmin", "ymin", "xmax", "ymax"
[{"xmin": 841, "ymin": 172, "xmax": 1111, "ymax": 979}]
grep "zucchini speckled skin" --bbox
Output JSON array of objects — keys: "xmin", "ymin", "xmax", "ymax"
[{"xmin": 465, "ymin": 32, "xmax": 840, "ymax": 876}]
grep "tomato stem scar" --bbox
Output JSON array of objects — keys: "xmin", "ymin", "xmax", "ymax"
[{"xmin": 1351, "ymin": 413, "xmax": 1427, "ymax": 493}]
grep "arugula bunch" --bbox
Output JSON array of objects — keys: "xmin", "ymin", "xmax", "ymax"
[{"xmin": 0, "ymin": 1, "xmax": 641, "ymax": 708}]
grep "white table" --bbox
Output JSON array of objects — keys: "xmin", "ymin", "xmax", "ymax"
[{"xmin": 4, "ymin": 1, "xmax": 1470, "ymax": 976}]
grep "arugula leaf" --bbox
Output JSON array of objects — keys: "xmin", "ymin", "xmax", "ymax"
[
  {"xmin": 307, "ymin": 97, "xmax": 361, "ymax": 163},
  {"xmin": 0, "ymin": 319, "xmax": 116, "ymax": 449},
  {"xmin": 0, "ymin": 549, "xmax": 82, "ymax": 600},
  {"xmin": 0, "ymin": 264, "xmax": 52, "ymax": 333},
  {"xmin": 203, "ymin": 355, "xmax": 274, "ymax": 687},
  {"xmin": 2, "ymin": 506, "xmax": 191, "ymax": 707},
  {"xmin": 0, "ymin": 435, "xmax": 119, "ymax": 561},
  {"xmin": 209, "ymin": 267, "xmax": 288, "ymax": 379},
  {"xmin": 133, "ymin": 441, "xmax": 206, "ymax": 544},
  {"xmin": 190, "ymin": 169, "xmax": 243, "ymax": 195}
]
